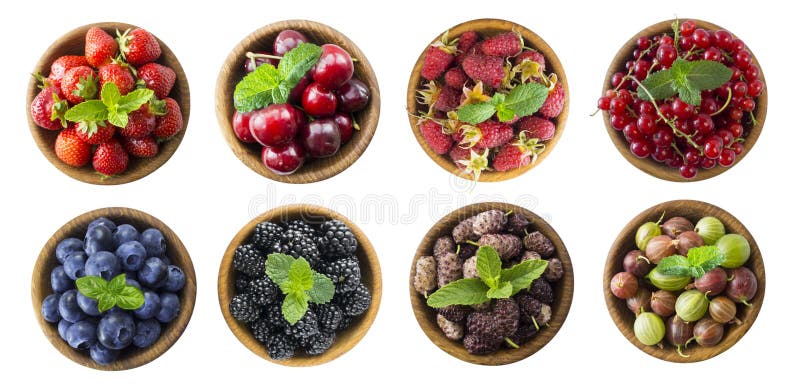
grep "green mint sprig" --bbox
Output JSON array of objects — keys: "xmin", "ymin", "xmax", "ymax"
[
  {"xmin": 76, "ymin": 274, "xmax": 144, "ymax": 313},
  {"xmin": 233, "ymin": 43, "xmax": 323, "ymax": 112},
  {"xmin": 265, "ymin": 253, "xmax": 334, "ymax": 324},
  {"xmin": 64, "ymin": 82, "xmax": 155, "ymax": 133},
  {"xmin": 655, "ymin": 246, "xmax": 725, "ymax": 278},
  {"xmin": 426, "ymin": 246, "xmax": 548, "ymax": 308},
  {"xmin": 637, "ymin": 58, "xmax": 732, "ymax": 106},
  {"xmin": 456, "ymin": 83, "xmax": 549, "ymax": 125}
]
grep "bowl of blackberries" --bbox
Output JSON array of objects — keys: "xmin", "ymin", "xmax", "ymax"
[
  {"xmin": 216, "ymin": 20, "xmax": 380, "ymax": 183},
  {"xmin": 218, "ymin": 204, "xmax": 381, "ymax": 366},
  {"xmin": 410, "ymin": 202, "xmax": 573, "ymax": 365},
  {"xmin": 32, "ymin": 207, "xmax": 196, "ymax": 370},
  {"xmin": 604, "ymin": 199, "xmax": 765, "ymax": 362}
]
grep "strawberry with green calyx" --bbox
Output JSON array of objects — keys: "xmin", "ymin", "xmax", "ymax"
[
  {"xmin": 122, "ymin": 136, "xmax": 159, "ymax": 158},
  {"xmin": 75, "ymin": 121, "xmax": 115, "ymax": 144},
  {"xmin": 152, "ymin": 97, "xmax": 183, "ymax": 140},
  {"xmin": 30, "ymin": 85, "xmax": 68, "ymax": 130},
  {"xmin": 457, "ymin": 148, "xmax": 490, "ymax": 182},
  {"xmin": 93, "ymin": 139, "xmax": 129, "ymax": 176},
  {"xmin": 119, "ymin": 105, "xmax": 156, "ymax": 138},
  {"xmin": 421, "ymin": 31, "xmax": 459, "ymax": 81},
  {"xmin": 492, "ymin": 132, "xmax": 545, "ymax": 172},
  {"xmin": 136, "ymin": 62, "xmax": 175, "ymax": 99},
  {"xmin": 54, "ymin": 127, "xmax": 91, "ymax": 167},
  {"xmin": 116, "ymin": 28, "xmax": 162, "ymax": 66},
  {"xmin": 85, "ymin": 27, "xmax": 118, "ymax": 68},
  {"xmin": 61, "ymin": 66, "xmax": 98, "ymax": 104},
  {"xmin": 98, "ymin": 62, "xmax": 135, "ymax": 95},
  {"xmin": 48, "ymin": 55, "xmax": 89, "ymax": 89}
]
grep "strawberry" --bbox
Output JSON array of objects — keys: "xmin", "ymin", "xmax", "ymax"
[
  {"xmin": 119, "ymin": 106, "xmax": 156, "ymax": 138},
  {"xmin": 421, "ymin": 32, "xmax": 457, "ymax": 80},
  {"xmin": 60, "ymin": 66, "xmax": 97, "ymax": 104},
  {"xmin": 455, "ymin": 31, "xmax": 480, "ymax": 64},
  {"xmin": 492, "ymin": 133, "xmax": 545, "ymax": 172},
  {"xmin": 480, "ymin": 32, "xmax": 523, "ymax": 57},
  {"xmin": 419, "ymin": 119, "xmax": 453, "ymax": 154},
  {"xmin": 514, "ymin": 50, "xmax": 546, "ymax": 70},
  {"xmin": 117, "ymin": 28, "xmax": 162, "ymax": 66},
  {"xmin": 98, "ymin": 63, "xmax": 135, "ymax": 95},
  {"xmin": 122, "ymin": 136, "xmax": 159, "ymax": 158},
  {"xmin": 30, "ymin": 86, "xmax": 68, "ymax": 130},
  {"xmin": 434, "ymin": 86, "xmax": 462, "ymax": 112},
  {"xmin": 85, "ymin": 27, "xmax": 118, "ymax": 68},
  {"xmin": 539, "ymin": 82, "xmax": 565, "ymax": 118},
  {"xmin": 49, "ymin": 55, "xmax": 89, "ymax": 88},
  {"xmin": 137, "ymin": 63, "xmax": 176, "ymax": 98},
  {"xmin": 54, "ymin": 127, "xmax": 91, "ymax": 167},
  {"xmin": 152, "ymin": 97, "xmax": 183, "ymax": 139},
  {"xmin": 75, "ymin": 121, "xmax": 116, "ymax": 144},
  {"xmin": 443, "ymin": 67, "xmax": 468, "ymax": 88},
  {"xmin": 93, "ymin": 139, "xmax": 129, "ymax": 176},
  {"xmin": 475, "ymin": 121, "xmax": 513, "ymax": 149},
  {"xmin": 517, "ymin": 116, "xmax": 555, "ymax": 141},
  {"xmin": 461, "ymin": 54, "xmax": 504, "ymax": 89}
]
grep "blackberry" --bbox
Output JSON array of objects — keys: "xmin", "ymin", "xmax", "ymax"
[
  {"xmin": 271, "ymin": 229, "xmax": 321, "ymax": 266},
  {"xmin": 247, "ymin": 277, "xmax": 279, "ymax": 306},
  {"xmin": 529, "ymin": 278, "xmax": 554, "ymax": 304},
  {"xmin": 318, "ymin": 255, "xmax": 361, "ymax": 293},
  {"xmin": 463, "ymin": 333, "xmax": 502, "ymax": 355},
  {"xmin": 284, "ymin": 311, "xmax": 319, "ymax": 342},
  {"xmin": 283, "ymin": 220, "xmax": 318, "ymax": 239},
  {"xmin": 317, "ymin": 219, "xmax": 357, "ymax": 258},
  {"xmin": 304, "ymin": 331, "xmax": 335, "ymax": 355},
  {"xmin": 312, "ymin": 303, "xmax": 343, "ymax": 332},
  {"xmin": 266, "ymin": 333, "xmax": 296, "ymax": 360},
  {"xmin": 233, "ymin": 243, "xmax": 266, "ymax": 278},
  {"xmin": 506, "ymin": 213, "xmax": 530, "ymax": 236},
  {"xmin": 438, "ymin": 305, "xmax": 469, "ymax": 322},
  {"xmin": 252, "ymin": 221, "xmax": 284, "ymax": 251},
  {"xmin": 235, "ymin": 276, "xmax": 252, "ymax": 293},
  {"xmin": 337, "ymin": 282, "xmax": 371, "ymax": 317},
  {"xmin": 264, "ymin": 302, "xmax": 285, "ymax": 330},
  {"xmin": 250, "ymin": 318, "xmax": 272, "ymax": 343},
  {"xmin": 337, "ymin": 315, "xmax": 354, "ymax": 331},
  {"xmin": 229, "ymin": 293, "xmax": 260, "ymax": 323},
  {"xmin": 467, "ymin": 298, "xmax": 519, "ymax": 338}
]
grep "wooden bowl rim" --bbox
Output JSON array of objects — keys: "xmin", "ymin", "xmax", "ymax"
[
  {"xmin": 26, "ymin": 22, "xmax": 191, "ymax": 186},
  {"xmin": 603, "ymin": 199, "xmax": 766, "ymax": 362},
  {"xmin": 409, "ymin": 201, "xmax": 574, "ymax": 365},
  {"xmin": 217, "ymin": 203, "xmax": 382, "ymax": 366},
  {"xmin": 214, "ymin": 19, "xmax": 381, "ymax": 184},
  {"xmin": 405, "ymin": 18, "xmax": 570, "ymax": 182},
  {"xmin": 600, "ymin": 18, "xmax": 768, "ymax": 182},
  {"xmin": 31, "ymin": 206, "xmax": 197, "ymax": 370}
]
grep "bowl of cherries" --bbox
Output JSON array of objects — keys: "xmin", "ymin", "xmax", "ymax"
[{"xmin": 216, "ymin": 20, "xmax": 380, "ymax": 183}]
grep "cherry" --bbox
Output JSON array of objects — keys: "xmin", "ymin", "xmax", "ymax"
[
  {"xmin": 718, "ymin": 148, "xmax": 736, "ymax": 167},
  {"xmin": 289, "ymin": 73, "xmax": 312, "ymax": 104},
  {"xmin": 656, "ymin": 44, "xmax": 677, "ymax": 67},
  {"xmin": 333, "ymin": 112, "xmax": 354, "ymax": 143},
  {"xmin": 244, "ymin": 51, "xmax": 278, "ymax": 73},
  {"xmin": 637, "ymin": 114, "xmax": 656, "ymax": 135},
  {"xmin": 301, "ymin": 82, "xmax": 337, "ymax": 117},
  {"xmin": 747, "ymin": 80, "xmax": 764, "ymax": 97},
  {"xmin": 733, "ymin": 50, "xmax": 752, "ymax": 69},
  {"xmin": 671, "ymin": 99, "xmax": 694, "ymax": 120},
  {"xmin": 337, "ymin": 79, "xmax": 370, "ymax": 112},
  {"xmin": 232, "ymin": 111, "xmax": 256, "ymax": 143},
  {"xmin": 680, "ymin": 20, "xmax": 696, "ymax": 37},
  {"xmin": 679, "ymin": 164, "xmax": 698, "ymax": 179},
  {"xmin": 685, "ymin": 150, "xmax": 701, "ymax": 166},
  {"xmin": 652, "ymin": 128, "xmax": 674, "ymax": 147},
  {"xmin": 249, "ymin": 103, "xmax": 305, "ymax": 146},
  {"xmin": 261, "ymin": 140, "xmax": 306, "ymax": 175},
  {"xmin": 597, "ymin": 96, "xmax": 611, "ymax": 110},
  {"xmin": 301, "ymin": 118, "xmax": 341, "ymax": 158},
  {"xmin": 312, "ymin": 44, "xmax": 354, "ymax": 90},
  {"xmin": 629, "ymin": 140, "xmax": 652, "ymax": 158},
  {"xmin": 704, "ymin": 136, "xmax": 724, "ymax": 159},
  {"xmin": 273, "ymin": 30, "xmax": 308, "ymax": 56}
]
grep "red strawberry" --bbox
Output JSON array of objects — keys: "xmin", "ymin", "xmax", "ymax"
[
  {"xmin": 492, "ymin": 133, "xmax": 545, "ymax": 172},
  {"xmin": 475, "ymin": 121, "xmax": 513, "ymax": 148},
  {"xmin": 421, "ymin": 46, "xmax": 454, "ymax": 81},
  {"xmin": 443, "ymin": 67, "xmax": 468, "ymax": 88},
  {"xmin": 539, "ymin": 82, "xmax": 565, "ymax": 118},
  {"xmin": 517, "ymin": 116, "xmax": 555, "ymax": 141},
  {"xmin": 434, "ymin": 86, "xmax": 462, "ymax": 112},
  {"xmin": 98, "ymin": 63, "xmax": 135, "ymax": 95},
  {"xmin": 61, "ymin": 66, "xmax": 97, "ymax": 104},
  {"xmin": 54, "ymin": 128, "xmax": 91, "ymax": 167},
  {"xmin": 462, "ymin": 54, "xmax": 504, "ymax": 89},
  {"xmin": 481, "ymin": 32, "xmax": 523, "ymax": 57},
  {"xmin": 117, "ymin": 28, "xmax": 162, "ymax": 66},
  {"xmin": 30, "ymin": 86, "xmax": 68, "ymax": 130},
  {"xmin": 153, "ymin": 97, "xmax": 183, "ymax": 139},
  {"xmin": 137, "ymin": 63, "xmax": 176, "ymax": 98},
  {"xmin": 93, "ymin": 139, "xmax": 129, "ymax": 176},
  {"xmin": 514, "ymin": 50, "xmax": 546, "ymax": 69},
  {"xmin": 49, "ymin": 55, "xmax": 89, "ymax": 88},
  {"xmin": 122, "ymin": 136, "xmax": 159, "ymax": 158},
  {"xmin": 85, "ymin": 27, "xmax": 118, "ymax": 68},
  {"xmin": 119, "ymin": 106, "xmax": 156, "ymax": 138},
  {"xmin": 419, "ymin": 119, "xmax": 453, "ymax": 154},
  {"xmin": 455, "ymin": 31, "xmax": 480, "ymax": 64},
  {"xmin": 75, "ymin": 121, "xmax": 116, "ymax": 144}
]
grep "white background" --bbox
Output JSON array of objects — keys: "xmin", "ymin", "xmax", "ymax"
[{"xmin": 1, "ymin": 0, "xmax": 795, "ymax": 389}]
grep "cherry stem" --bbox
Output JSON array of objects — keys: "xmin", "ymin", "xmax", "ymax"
[
  {"xmin": 246, "ymin": 51, "xmax": 283, "ymax": 61},
  {"xmin": 626, "ymin": 76, "xmax": 701, "ymax": 151},
  {"xmin": 676, "ymin": 345, "xmax": 690, "ymax": 358},
  {"xmin": 710, "ymin": 87, "xmax": 733, "ymax": 116}
]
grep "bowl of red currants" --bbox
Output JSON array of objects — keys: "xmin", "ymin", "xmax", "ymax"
[
  {"xmin": 216, "ymin": 20, "xmax": 380, "ymax": 184},
  {"xmin": 597, "ymin": 18, "xmax": 767, "ymax": 181}
]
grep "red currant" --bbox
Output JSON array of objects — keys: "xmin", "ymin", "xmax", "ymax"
[
  {"xmin": 638, "ymin": 101, "xmax": 656, "ymax": 115},
  {"xmin": 691, "ymin": 29, "xmax": 711, "ymax": 48},
  {"xmin": 745, "ymin": 65, "xmax": 760, "ymax": 82},
  {"xmin": 659, "ymin": 35, "xmax": 674, "ymax": 46},
  {"xmin": 747, "ymin": 80, "xmax": 764, "ymax": 97},
  {"xmin": 685, "ymin": 150, "xmax": 701, "ymax": 166},
  {"xmin": 731, "ymin": 39, "xmax": 746, "ymax": 52},
  {"xmin": 729, "ymin": 108, "xmax": 744, "ymax": 121},
  {"xmin": 732, "ymin": 81, "xmax": 748, "ymax": 98},
  {"xmin": 671, "ymin": 99, "xmax": 695, "ymax": 120},
  {"xmin": 733, "ymin": 50, "xmax": 752, "ymax": 69},
  {"xmin": 622, "ymin": 123, "xmax": 642, "ymax": 142},
  {"xmin": 679, "ymin": 164, "xmax": 698, "ymax": 179},
  {"xmin": 691, "ymin": 114, "xmax": 715, "ymax": 134},
  {"xmin": 611, "ymin": 72, "xmax": 626, "ymax": 88},
  {"xmin": 680, "ymin": 20, "xmax": 696, "ymax": 37},
  {"xmin": 718, "ymin": 148, "xmax": 736, "ymax": 167},
  {"xmin": 717, "ymin": 130, "xmax": 734, "ymax": 147},
  {"xmin": 713, "ymin": 30, "xmax": 734, "ymax": 51},
  {"xmin": 597, "ymin": 96, "xmax": 611, "ymax": 111},
  {"xmin": 652, "ymin": 128, "xmax": 674, "ymax": 147},
  {"xmin": 700, "ymin": 97, "xmax": 719, "ymax": 114},
  {"xmin": 656, "ymin": 44, "xmax": 678, "ymax": 67},
  {"xmin": 610, "ymin": 114, "xmax": 630, "ymax": 131},
  {"xmin": 629, "ymin": 140, "xmax": 652, "ymax": 158},
  {"xmin": 637, "ymin": 36, "xmax": 650, "ymax": 50},
  {"xmin": 700, "ymin": 157, "xmax": 717, "ymax": 169},
  {"xmin": 679, "ymin": 36, "xmax": 693, "ymax": 51},
  {"xmin": 728, "ymin": 123, "xmax": 744, "ymax": 138},
  {"xmin": 731, "ymin": 142, "xmax": 744, "ymax": 155},
  {"xmin": 740, "ymin": 98, "xmax": 755, "ymax": 112},
  {"xmin": 703, "ymin": 47, "xmax": 722, "ymax": 62},
  {"xmin": 636, "ymin": 114, "xmax": 656, "ymax": 135},
  {"xmin": 704, "ymin": 136, "xmax": 724, "ymax": 159},
  {"xmin": 609, "ymin": 97, "xmax": 627, "ymax": 115}
]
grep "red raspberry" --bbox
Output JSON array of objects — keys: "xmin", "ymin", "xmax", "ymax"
[
  {"xmin": 443, "ymin": 68, "xmax": 468, "ymax": 88},
  {"xmin": 462, "ymin": 54, "xmax": 504, "ymax": 89},
  {"xmin": 480, "ymin": 32, "xmax": 522, "ymax": 57},
  {"xmin": 539, "ymin": 83, "xmax": 565, "ymax": 118},
  {"xmin": 419, "ymin": 119, "xmax": 453, "ymax": 154},
  {"xmin": 517, "ymin": 116, "xmax": 555, "ymax": 141},
  {"xmin": 433, "ymin": 86, "xmax": 462, "ymax": 112}
]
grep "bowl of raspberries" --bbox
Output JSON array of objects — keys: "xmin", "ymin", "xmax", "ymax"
[
  {"xmin": 32, "ymin": 207, "xmax": 196, "ymax": 370},
  {"xmin": 407, "ymin": 19, "xmax": 568, "ymax": 182},
  {"xmin": 216, "ymin": 20, "xmax": 380, "ymax": 183},
  {"xmin": 218, "ymin": 204, "xmax": 381, "ymax": 366},
  {"xmin": 27, "ymin": 22, "xmax": 190, "ymax": 185},
  {"xmin": 410, "ymin": 202, "xmax": 573, "ymax": 365}
]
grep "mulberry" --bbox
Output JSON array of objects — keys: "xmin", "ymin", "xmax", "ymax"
[
  {"xmin": 506, "ymin": 213, "xmax": 530, "ymax": 236},
  {"xmin": 478, "ymin": 234, "xmax": 522, "ymax": 261},
  {"xmin": 414, "ymin": 256, "xmax": 437, "ymax": 296},
  {"xmin": 543, "ymin": 258, "xmax": 564, "ymax": 282},
  {"xmin": 523, "ymin": 231, "xmax": 555, "ymax": 258},
  {"xmin": 436, "ymin": 252, "xmax": 463, "ymax": 288},
  {"xmin": 466, "ymin": 298, "xmax": 519, "ymax": 338},
  {"xmin": 438, "ymin": 305, "xmax": 470, "ymax": 322},
  {"xmin": 452, "ymin": 216, "xmax": 479, "ymax": 243},
  {"xmin": 472, "ymin": 209, "xmax": 507, "ymax": 236},
  {"xmin": 433, "ymin": 236, "xmax": 456, "ymax": 258},
  {"xmin": 437, "ymin": 314, "xmax": 464, "ymax": 341},
  {"xmin": 529, "ymin": 278, "xmax": 554, "ymax": 304}
]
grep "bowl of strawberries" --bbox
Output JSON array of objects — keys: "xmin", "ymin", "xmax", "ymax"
[
  {"xmin": 27, "ymin": 22, "xmax": 189, "ymax": 185},
  {"xmin": 407, "ymin": 19, "xmax": 569, "ymax": 182}
]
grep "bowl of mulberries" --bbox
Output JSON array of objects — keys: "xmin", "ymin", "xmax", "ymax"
[
  {"xmin": 410, "ymin": 202, "xmax": 573, "ymax": 365},
  {"xmin": 32, "ymin": 207, "xmax": 196, "ymax": 370},
  {"xmin": 406, "ymin": 19, "xmax": 568, "ymax": 182},
  {"xmin": 219, "ymin": 204, "xmax": 381, "ymax": 366}
]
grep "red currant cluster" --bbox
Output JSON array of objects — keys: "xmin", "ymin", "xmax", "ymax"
[{"xmin": 598, "ymin": 20, "xmax": 764, "ymax": 179}]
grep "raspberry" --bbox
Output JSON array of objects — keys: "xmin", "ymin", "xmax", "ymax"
[
  {"xmin": 477, "ymin": 234, "xmax": 522, "ymax": 261},
  {"xmin": 492, "ymin": 143, "xmax": 532, "ymax": 172},
  {"xmin": 475, "ymin": 121, "xmax": 513, "ymax": 149},
  {"xmin": 443, "ymin": 67, "xmax": 468, "ymax": 88},
  {"xmin": 514, "ymin": 50, "xmax": 546, "ymax": 70},
  {"xmin": 421, "ymin": 46, "xmax": 454, "ymax": 80},
  {"xmin": 539, "ymin": 82, "xmax": 565, "ymax": 118},
  {"xmin": 472, "ymin": 209, "xmax": 507, "ymax": 236},
  {"xmin": 517, "ymin": 116, "xmax": 556, "ymax": 141},
  {"xmin": 419, "ymin": 119, "xmax": 453, "ymax": 155},
  {"xmin": 480, "ymin": 32, "xmax": 522, "ymax": 57},
  {"xmin": 449, "ymin": 146, "xmax": 484, "ymax": 169},
  {"xmin": 462, "ymin": 54, "xmax": 505, "ymax": 89},
  {"xmin": 523, "ymin": 231, "xmax": 555, "ymax": 258},
  {"xmin": 433, "ymin": 86, "xmax": 462, "ymax": 112},
  {"xmin": 455, "ymin": 31, "xmax": 481, "ymax": 64}
]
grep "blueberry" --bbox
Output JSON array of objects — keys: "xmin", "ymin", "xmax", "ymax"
[
  {"xmin": 63, "ymin": 251, "xmax": 88, "ymax": 280},
  {"xmin": 112, "ymin": 224, "xmax": 139, "ymax": 248},
  {"xmin": 156, "ymin": 292, "xmax": 180, "ymax": 323},
  {"xmin": 159, "ymin": 255, "xmax": 171, "ymax": 265},
  {"xmin": 58, "ymin": 289, "xmax": 85, "ymax": 322},
  {"xmin": 57, "ymin": 319, "xmax": 73, "ymax": 341},
  {"xmin": 56, "ymin": 238, "xmax": 84, "ymax": 264},
  {"xmin": 85, "ymin": 251, "xmax": 121, "ymax": 280},
  {"xmin": 116, "ymin": 241, "xmax": 147, "ymax": 272},
  {"xmin": 133, "ymin": 318, "xmax": 162, "ymax": 348},
  {"xmin": 163, "ymin": 265, "xmax": 186, "ymax": 292},
  {"xmin": 90, "ymin": 342, "xmax": 119, "ymax": 366},
  {"xmin": 76, "ymin": 292, "xmax": 101, "ymax": 316},
  {"xmin": 98, "ymin": 311, "xmax": 135, "ymax": 350},
  {"xmin": 66, "ymin": 320, "xmax": 97, "ymax": 350},
  {"xmin": 88, "ymin": 217, "xmax": 117, "ymax": 232},
  {"xmin": 84, "ymin": 225, "xmax": 114, "ymax": 256},
  {"xmin": 126, "ymin": 278, "xmax": 141, "ymax": 290},
  {"xmin": 41, "ymin": 293, "xmax": 62, "ymax": 323},
  {"xmin": 133, "ymin": 290, "xmax": 161, "ymax": 319},
  {"xmin": 138, "ymin": 257, "xmax": 168, "ymax": 288},
  {"xmin": 50, "ymin": 266, "xmax": 73, "ymax": 293},
  {"xmin": 140, "ymin": 228, "xmax": 166, "ymax": 257}
]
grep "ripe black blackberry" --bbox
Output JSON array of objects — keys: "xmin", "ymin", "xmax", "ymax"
[
  {"xmin": 229, "ymin": 293, "xmax": 261, "ymax": 323},
  {"xmin": 283, "ymin": 220, "xmax": 318, "ymax": 239},
  {"xmin": 312, "ymin": 303, "xmax": 343, "ymax": 332},
  {"xmin": 233, "ymin": 243, "xmax": 266, "ymax": 278},
  {"xmin": 336, "ymin": 282, "xmax": 371, "ymax": 317},
  {"xmin": 283, "ymin": 311, "xmax": 320, "ymax": 342},
  {"xmin": 305, "ymin": 331, "xmax": 335, "ymax": 355},
  {"xmin": 247, "ymin": 277, "xmax": 279, "ymax": 306},
  {"xmin": 252, "ymin": 221, "xmax": 284, "ymax": 251},
  {"xmin": 337, "ymin": 315, "xmax": 354, "ymax": 331},
  {"xmin": 264, "ymin": 302, "xmax": 285, "ymax": 330},
  {"xmin": 249, "ymin": 318, "xmax": 272, "ymax": 343},
  {"xmin": 317, "ymin": 219, "xmax": 358, "ymax": 258},
  {"xmin": 271, "ymin": 229, "xmax": 321, "ymax": 266},
  {"xmin": 266, "ymin": 333, "xmax": 296, "ymax": 360},
  {"xmin": 235, "ymin": 276, "xmax": 252, "ymax": 293},
  {"xmin": 319, "ymin": 255, "xmax": 361, "ymax": 293}
]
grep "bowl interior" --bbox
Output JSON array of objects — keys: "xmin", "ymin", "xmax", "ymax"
[
  {"xmin": 31, "ymin": 207, "xmax": 197, "ymax": 370},
  {"xmin": 603, "ymin": 199, "xmax": 765, "ymax": 362},
  {"xmin": 218, "ymin": 204, "xmax": 382, "ymax": 366},
  {"xmin": 409, "ymin": 202, "xmax": 573, "ymax": 365},
  {"xmin": 215, "ymin": 20, "xmax": 380, "ymax": 184},
  {"xmin": 27, "ymin": 22, "xmax": 191, "ymax": 186},
  {"xmin": 406, "ymin": 18, "xmax": 569, "ymax": 182},
  {"xmin": 601, "ymin": 19, "xmax": 767, "ymax": 182}
]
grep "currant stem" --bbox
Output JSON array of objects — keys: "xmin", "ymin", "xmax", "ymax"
[
  {"xmin": 710, "ymin": 87, "xmax": 733, "ymax": 116},
  {"xmin": 625, "ymin": 76, "xmax": 702, "ymax": 151}
]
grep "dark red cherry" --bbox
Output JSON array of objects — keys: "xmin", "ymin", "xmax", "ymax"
[{"xmin": 262, "ymin": 140, "xmax": 306, "ymax": 175}]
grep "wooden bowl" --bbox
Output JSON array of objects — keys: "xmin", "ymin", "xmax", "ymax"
[
  {"xmin": 409, "ymin": 202, "xmax": 573, "ymax": 365},
  {"xmin": 601, "ymin": 19, "xmax": 767, "ymax": 182},
  {"xmin": 218, "ymin": 204, "xmax": 382, "ymax": 366},
  {"xmin": 604, "ymin": 199, "xmax": 765, "ymax": 362},
  {"xmin": 215, "ymin": 20, "xmax": 380, "ymax": 184},
  {"xmin": 406, "ymin": 19, "xmax": 569, "ymax": 182},
  {"xmin": 31, "ymin": 207, "xmax": 197, "ymax": 370},
  {"xmin": 27, "ymin": 22, "xmax": 191, "ymax": 185}
]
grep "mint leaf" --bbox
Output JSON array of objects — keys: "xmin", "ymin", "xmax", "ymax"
[
  {"xmin": 500, "ymin": 259, "xmax": 548, "ymax": 295},
  {"xmin": 457, "ymin": 102, "xmax": 497, "ymax": 125},
  {"xmin": 115, "ymin": 286, "xmax": 144, "ymax": 310},
  {"xmin": 656, "ymin": 255, "xmax": 692, "ymax": 277},
  {"xmin": 687, "ymin": 246, "xmax": 725, "ymax": 274},
  {"xmin": 76, "ymin": 276, "xmax": 108, "ymax": 298},
  {"xmin": 101, "ymin": 82, "xmax": 121, "ymax": 107},
  {"xmin": 107, "ymin": 110, "xmax": 129, "ymax": 128},
  {"xmin": 307, "ymin": 272, "xmax": 334, "ymax": 304},
  {"xmin": 684, "ymin": 60, "xmax": 733, "ymax": 92},
  {"xmin": 266, "ymin": 253, "xmax": 294, "ymax": 289},
  {"xmin": 486, "ymin": 281, "xmax": 513, "ymax": 299},
  {"xmin": 117, "ymin": 88, "xmax": 154, "ymax": 113},
  {"xmin": 65, "ymin": 100, "xmax": 108, "ymax": 123},
  {"xmin": 503, "ymin": 83, "xmax": 548, "ymax": 117},
  {"xmin": 282, "ymin": 291, "xmax": 308, "ymax": 325},
  {"xmin": 638, "ymin": 69, "xmax": 676, "ymax": 101},
  {"xmin": 426, "ymin": 278, "xmax": 491, "ymax": 308},
  {"xmin": 98, "ymin": 293, "xmax": 116, "ymax": 313},
  {"xmin": 274, "ymin": 43, "xmax": 322, "ymax": 104},
  {"xmin": 495, "ymin": 105, "xmax": 516, "ymax": 122},
  {"xmin": 476, "ymin": 246, "xmax": 501, "ymax": 289},
  {"xmin": 669, "ymin": 59, "xmax": 702, "ymax": 105},
  {"xmin": 233, "ymin": 63, "xmax": 282, "ymax": 112},
  {"xmin": 288, "ymin": 258, "xmax": 314, "ymax": 292},
  {"xmin": 676, "ymin": 84, "xmax": 702, "ymax": 106},
  {"xmin": 107, "ymin": 273, "xmax": 127, "ymax": 295}
]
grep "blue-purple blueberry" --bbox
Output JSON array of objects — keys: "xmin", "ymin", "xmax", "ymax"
[
  {"xmin": 76, "ymin": 292, "xmax": 101, "ymax": 316},
  {"xmin": 41, "ymin": 293, "xmax": 62, "ymax": 323},
  {"xmin": 133, "ymin": 319, "xmax": 161, "ymax": 348},
  {"xmin": 63, "ymin": 251, "xmax": 88, "ymax": 280},
  {"xmin": 156, "ymin": 292, "xmax": 180, "ymax": 323},
  {"xmin": 163, "ymin": 265, "xmax": 186, "ymax": 292},
  {"xmin": 138, "ymin": 257, "xmax": 168, "ymax": 288},
  {"xmin": 84, "ymin": 224, "xmax": 114, "ymax": 256},
  {"xmin": 50, "ymin": 266, "xmax": 72, "ymax": 293},
  {"xmin": 98, "ymin": 311, "xmax": 135, "ymax": 350},
  {"xmin": 56, "ymin": 238, "xmax": 84, "ymax": 264},
  {"xmin": 88, "ymin": 217, "xmax": 116, "ymax": 233},
  {"xmin": 58, "ymin": 289, "xmax": 85, "ymax": 322},
  {"xmin": 140, "ymin": 228, "xmax": 166, "ymax": 257},
  {"xmin": 133, "ymin": 290, "xmax": 161, "ymax": 319},
  {"xmin": 66, "ymin": 320, "xmax": 97, "ymax": 350},
  {"xmin": 116, "ymin": 241, "xmax": 147, "ymax": 272},
  {"xmin": 85, "ymin": 251, "xmax": 121, "ymax": 280},
  {"xmin": 112, "ymin": 224, "xmax": 139, "ymax": 248},
  {"xmin": 90, "ymin": 342, "xmax": 119, "ymax": 365},
  {"xmin": 57, "ymin": 319, "xmax": 73, "ymax": 341}
]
